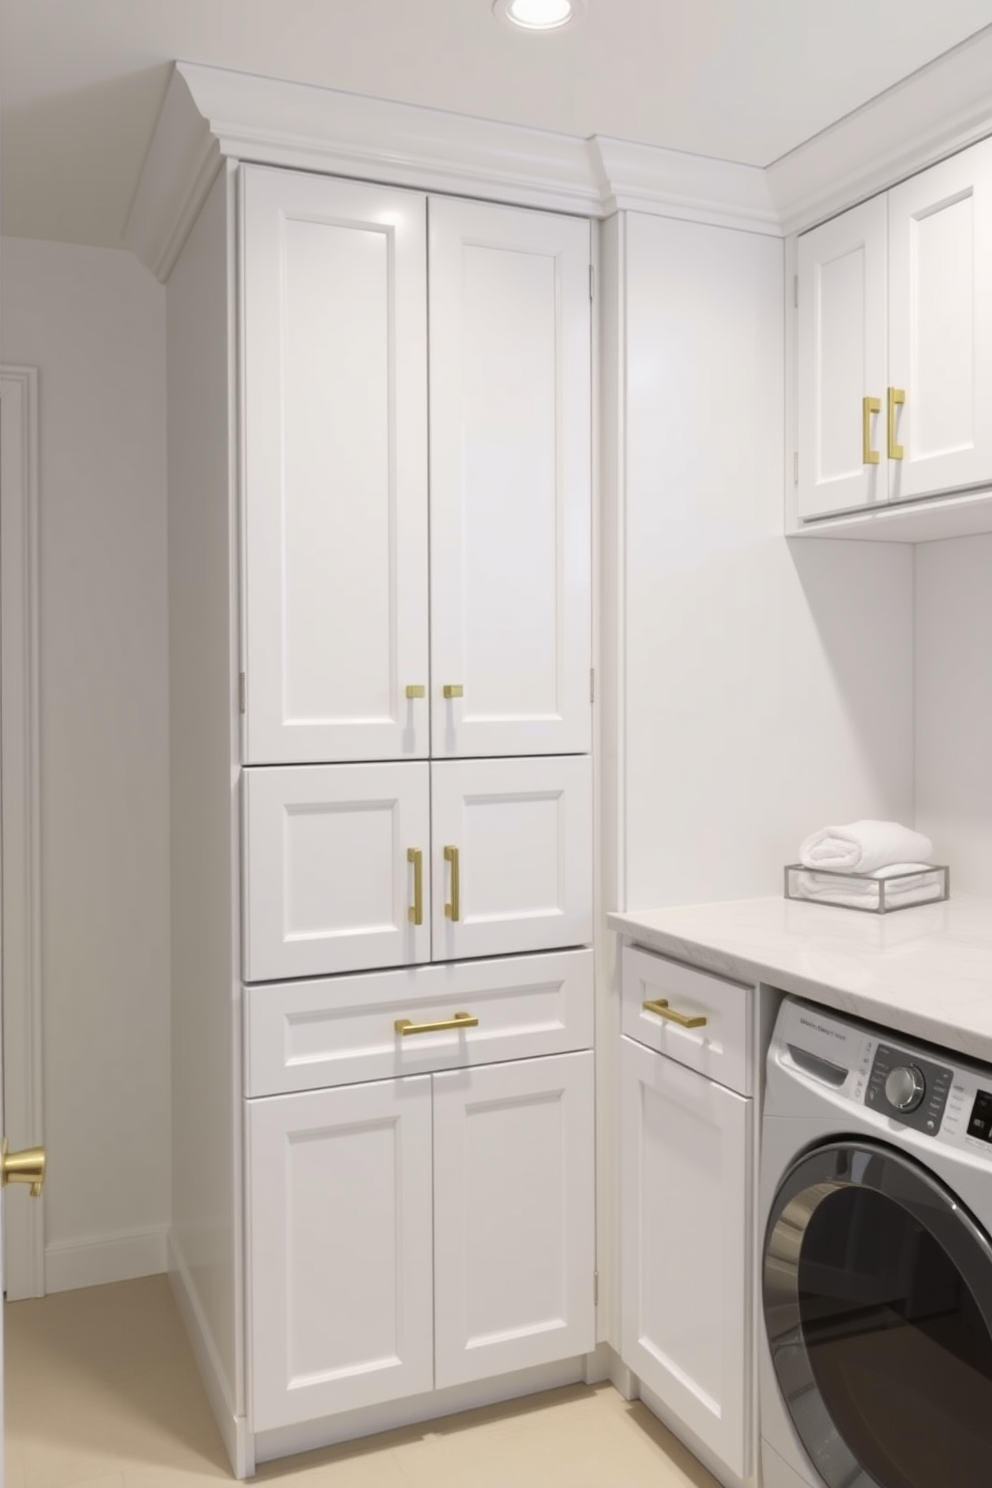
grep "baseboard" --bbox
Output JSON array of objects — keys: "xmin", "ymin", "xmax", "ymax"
[
  {"xmin": 44, "ymin": 1225, "xmax": 168, "ymax": 1293},
  {"xmin": 168, "ymin": 1232, "xmax": 254, "ymax": 1479}
]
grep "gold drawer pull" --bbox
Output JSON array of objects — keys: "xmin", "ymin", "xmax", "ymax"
[
  {"xmin": 443, "ymin": 684, "xmax": 463, "ymax": 699},
  {"xmin": 394, "ymin": 1011, "xmax": 479, "ymax": 1036},
  {"xmin": 887, "ymin": 386, "xmax": 905, "ymax": 460},
  {"xmin": 405, "ymin": 684, "xmax": 425, "ymax": 699},
  {"xmin": 444, "ymin": 844, "xmax": 460, "ymax": 921},
  {"xmin": 643, "ymin": 998, "xmax": 708, "ymax": 1030},
  {"xmin": 862, "ymin": 395, "xmax": 880, "ymax": 465},
  {"xmin": 406, "ymin": 847, "xmax": 423, "ymax": 925}
]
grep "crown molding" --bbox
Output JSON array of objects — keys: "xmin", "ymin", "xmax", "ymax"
[
  {"xmin": 767, "ymin": 24, "xmax": 992, "ymax": 236},
  {"xmin": 590, "ymin": 137, "xmax": 778, "ymax": 236}
]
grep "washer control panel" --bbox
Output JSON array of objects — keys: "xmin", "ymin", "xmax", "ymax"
[{"xmin": 865, "ymin": 1044, "xmax": 954, "ymax": 1134}]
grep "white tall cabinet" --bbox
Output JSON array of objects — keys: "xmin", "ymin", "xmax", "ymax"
[{"xmin": 168, "ymin": 159, "xmax": 595, "ymax": 1473}]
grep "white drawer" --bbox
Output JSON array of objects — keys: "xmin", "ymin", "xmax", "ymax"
[
  {"xmin": 621, "ymin": 944, "xmax": 753, "ymax": 1095},
  {"xmin": 245, "ymin": 948, "xmax": 594, "ymax": 1096}
]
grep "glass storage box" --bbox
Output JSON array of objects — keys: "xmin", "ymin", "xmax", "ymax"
[{"xmin": 784, "ymin": 864, "xmax": 949, "ymax": 915}]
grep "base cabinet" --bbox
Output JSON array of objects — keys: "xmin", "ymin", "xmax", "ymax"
[
  {"xmin": 620, "ymin": 1031, "xmax": 752, "ymax": 1482},
  {"xmin": 248, "ymin": 1051, "xmax": 595, "ymax": 1433}
]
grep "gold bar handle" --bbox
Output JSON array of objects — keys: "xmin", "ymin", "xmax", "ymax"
[
  {"xmin": 862, "ymin": 395, "xmax": 881, "ymax": 465},
  {"xmin": 888, "ymin": 387, "xmax": 905, "ymax": 460},
  {"xmin": 405, "ymin": 684, "xmax": 425, "ymax": 699},
  {"xmin": 394, "ymin": 1011, "xmax": 479, "ymax": 1036},
  {"xmin": 443, "ymin": 684, "xmax": 463, "ymax": 699},
  {"xmin": 406, "ymin": 847, "xmax": 423, "ymax": 925},
  {"xmin": 642, "ymin": 998, "xmax": 708, "ymax": 1030},
  {"xmin": 444, "ymin": 845, "xmax": 460, "ymax": 921}
]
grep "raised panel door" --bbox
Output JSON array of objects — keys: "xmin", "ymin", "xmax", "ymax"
[
  {"xmin": 430, "ymin": 756, "xmax": 593, "ymax": 962},
  {"xmin": 620, "ymin": 1035, "xmax": 751, "ymax": 1480},
  {"xmin": 242, "ymin": 762, "xmax": 430, "ymax": 981},
  {"xmin": 247, "ymin": 1076, "xmax": 434, "ymax": 1431},
  {"xmin": 888, "ymin": 137, "xmax": 992, "ymax": 502},
  {"xmin": 432, "ymin": 1051, "xmax": 595, "ymax": 1388},
  {"xmin": 242, "ymin": 166, "xmax": 430, "ymax": 763},
  {"xmin": 797, "ymin": 196, "xmax": 887, "ymax": 518},
  {"xmin": 428, "ymin": 197, "xmax": 591, "ymax": 757}
]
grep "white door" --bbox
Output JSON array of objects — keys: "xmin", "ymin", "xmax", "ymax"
[
  {"xmin": 242, "ymin": 166, "xmax": 430, "ymax": 764},
  {"xmin": 433, "ymin": 1051, "xmax": 595, "ymax": 1388},
  {"xmin": 247, "ymin": 1076, "xmax": 434, "ymax": 1431},
  {"xmin": 888, "ymin": 136, "xmax": 992, "ymax": 503},
  {"xmin": 797, "ymin": 195, "xmax": 888, "ymax": 519},
  {"xmin": 243, "ymin": 762, "xmax": 431, "ymax": 981},
  {"xmin": 428, "ymin": 197, "xmax": 591, "ymax": 757},
  {"xmin": 430, "ymin": 756, "xmax": 593, "ymax": 962},
  {"xmin": 620, "ymin": 1036, "xmax": 751, "ymax": 1481}
]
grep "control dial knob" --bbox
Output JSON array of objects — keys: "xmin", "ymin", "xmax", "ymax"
[{"xmin": 885, "ymin": 1064, "xmax": 926, "ymax": 1112}]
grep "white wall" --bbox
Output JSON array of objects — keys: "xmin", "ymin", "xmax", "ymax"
[
  {"xmin": 610, "ymin": 211, "xmax": 916, "ymax": 910},
  {"xmin": 1, "ymin": 237, "xmax": 171, "ymax": 1289},
  {"xmin": 915, "ymin": 534, "xmax": 992, "ymax": 893}
]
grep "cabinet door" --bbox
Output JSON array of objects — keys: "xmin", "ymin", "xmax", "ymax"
[
  {"xmin": 797, "ymin": 195, "xmax": 888, "ymax": 518},
  {"xmin": 433, "ymin": 1052, "xmax": 595, "ymax": 1388},
  {"xmin": 243, "ymin": 762, "xmax": 430, "ymax": 981},
  {"xmin": 242, "ymin": 166, "xmax": 430, "ymax": 764},
  {"xmin": 888, "ymin": 137, "xmax": 992, "ymax": 502},
  {"xmin": 247, "ymin": 1076, "xmax": 434, "ymax": 1432},
  {"xmin": 431, "ymin": 756, "xmax": 592, "ymax": 962},
  {"xmin": 620, "ymin": 1036, "xmax": 751, "ymax": 1480},
  {"xmin": 428, "ymin": 197, "xmax": 591, "ymax": 757}
]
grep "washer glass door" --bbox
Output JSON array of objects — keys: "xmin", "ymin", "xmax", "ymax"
[{"xmin": 764, "ymin": 1139, "xmax": 992, "ymax": 1488}]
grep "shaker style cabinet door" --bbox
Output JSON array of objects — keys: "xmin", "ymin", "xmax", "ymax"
[
  {"xmin": 247, "ymin": 1076, "xmax": 434, "ymax": 1431},
  {"xmin": 243, "ymin": 762, "xmax": 431, "ymax": 981},
  {"xmin": 242, "ymin": 166, "xmax": 430, "ymax": 764},
  {"xmin": 620, "ymin": 1035, "xmax": 751, "ymax": 1481},
  {"xmin": 432, "ymin": 1051, "xmax": 595, "ymax": 1388},
  {"xmin": 796, "ymin": 196, "xmax": 888, "ymax": 519},
  {"xmin": 428, "ymin": 197, "xmax": 592, "ymax": 757},
  {"xmin": 887, "ymin": 136, "xmax": 992, "ymax": 503}
]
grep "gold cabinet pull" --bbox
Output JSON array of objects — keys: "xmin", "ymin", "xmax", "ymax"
[
  {"xmin": 406, "ymin": 847, "xmax": 423, "ymax": 925},
  {"xmin": 405, "ymin": 684, "xmax": 425, "ymax": 699},
  {"xmin": 642, "ymin": 998, "xmax": 708, "ymax": 1030},
  {"xmin": 1, "ymin": 1138, "xmax": 45, "ymax": 1197},
  {"xmin": 887, "ymin": 387, "xmax": 905, "ymax": 460},
  {"xmin": 444, "ymin": 845, "xmax": 460, "ymax": 921},
  {"xmin": 394, "ymin": 1011, "xmax": 479, "ymax": 1036},
  {"xmin": 443, "ymin": 684, "xmax": 463, "ymax": 699},
  {"xmin": 862, "ymin": 395, "xmax": 881, "ymax": 465}
]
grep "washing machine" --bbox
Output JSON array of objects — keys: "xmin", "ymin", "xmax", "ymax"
[{"xmin": 759, "ymin": 996, "xmax": 992, "ymax": 1488}]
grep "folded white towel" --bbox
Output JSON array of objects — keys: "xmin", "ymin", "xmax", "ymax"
[
  {"xmin": 794, "ymin": 863, "xmax": 943, "ymax": 910},
  {"xmin": 799, "ymin": 820, "xmax": 933, "ymax": 873}
]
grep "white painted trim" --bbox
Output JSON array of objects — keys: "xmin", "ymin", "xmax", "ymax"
[
  {"xmin": 1, "ymin": 366, "xmax": 44, "ymax": 1302},
  {"xmin": 590, "ymin": 137, "xmax": 777, "ymax": 235},
  {"xmin": 44, "ymin": 1224, "xmax": 168, "ymax": 1294},
  {"xmin": 169, "ymin": 1231, "xmax": 254, "ymax": 1479}
]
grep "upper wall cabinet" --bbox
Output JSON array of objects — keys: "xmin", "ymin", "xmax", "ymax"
[
  {"xmin": 241, "ymin": 167, "xmax": 591, "ymax": 764},
  {"xmin": 795, "ymin": 136, "xmax": 992, "ymax": 529}
]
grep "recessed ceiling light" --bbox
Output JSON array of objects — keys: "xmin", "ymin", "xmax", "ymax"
[{"xmin": 493, "ymin": 0, "xmax": 585, "ymax": 32}]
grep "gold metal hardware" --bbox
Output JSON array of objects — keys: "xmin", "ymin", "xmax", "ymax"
[
  {"xmin": 444, "ymin": 844, "xmax": 460, "ymax": 921},
  {"xmin": 888, "ymin": 387, "xmax": 905, "ymax": 460},
  {"xmin": 642, "ymin": 998, "xmax": 708, "ymax": 1030},
  {"xmin": 407, "ymin": 847, "xmax": 423, "ymax": 925},
  {"xmin": 443, "ymin": 685, "xmax": 463, "ymax": 699},
  {"xmin": 862, "ymin": 395, "xmax": 880, "ymax": 465},
  {"xmin": 405, "ymin": 685, "xmax": 425, "ymax": 699},
  {"xmin": 394, "ymin": 1011, "xmax": 479, "ymax": 1036},
  {"xmin": 1, "ymin": 1138, "xmax": 45, "ymax": 1197}
]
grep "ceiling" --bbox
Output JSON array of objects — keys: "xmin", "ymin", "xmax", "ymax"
[{"xmin": 4, "ymin": 0, "xmax": 992, "ymax": 251}]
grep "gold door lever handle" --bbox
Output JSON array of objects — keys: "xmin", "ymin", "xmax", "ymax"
[
  {"xmin": 643, "ymin": 998, "xmax": 708, "ymax": 1030},
  {"xmin": 888, "ymin": 387, "xmax": 905, "ymax": 460},
  {"xmin": 407, "ymin": 847, "xmax": 423, "ymax": 925},
  {"xmin": 862, "ymin": 395, "xmax": 881, "ymax": 465},
  {"xmin": 444, "ymin": 845, "xmax": 460, "ymax": 921},
  {"xmin": 1, "ymin": 1139, "xmax": 45, "ymax": 1197},
  {"xmin": 394, "ymin": 1011, "xmax": 479, "ymax": 1036}
]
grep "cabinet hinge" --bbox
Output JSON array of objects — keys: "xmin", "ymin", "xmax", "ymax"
[
  {"xmin": 239, "ymin": 672, "xmax": 246, "ymax": 714},
  {"xmin": 589, "ymin": 264, "xmax": 595, "ymax": 301},
  {"xmin": 593, "ymin": 1271, "xmax": 599, "ymax": 1306},
  {"xmin": 590, "ymin": 668, "xmax": 595, "ymax": 703},
  {"xmin": 793, "ymin": 451, "xmax": 799, "ymax": 486},
  {"xmin": 793, "ymin": 274, "xmax": 798, "ymax": 309}
]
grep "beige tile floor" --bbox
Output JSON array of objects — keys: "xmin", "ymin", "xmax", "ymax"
[{"xmin": 4, "ymin": 1276, "xmax": 721, "ymax": 1487}]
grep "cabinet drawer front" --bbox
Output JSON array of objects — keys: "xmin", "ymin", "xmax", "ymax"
[
  {"xmin": 243, "ymin": 762, "xmax": 431, "ymax": 982},
  {"xmin": 621, "ymin": 944, "xmax": 752, "ymax": 1095},
  {"xmin": 245, "ymin": 949, "xmax": 594, "ymax": 1096}
]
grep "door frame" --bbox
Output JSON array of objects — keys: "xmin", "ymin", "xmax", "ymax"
[{"xmin": 1, "ymin": 365, "xmax": 45, "ymax": 1298}]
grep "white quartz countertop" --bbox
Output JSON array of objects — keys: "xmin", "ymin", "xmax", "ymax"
[{"xmin": 607, "ymin": 893, "xmax": 992, "ymax": 1063}]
